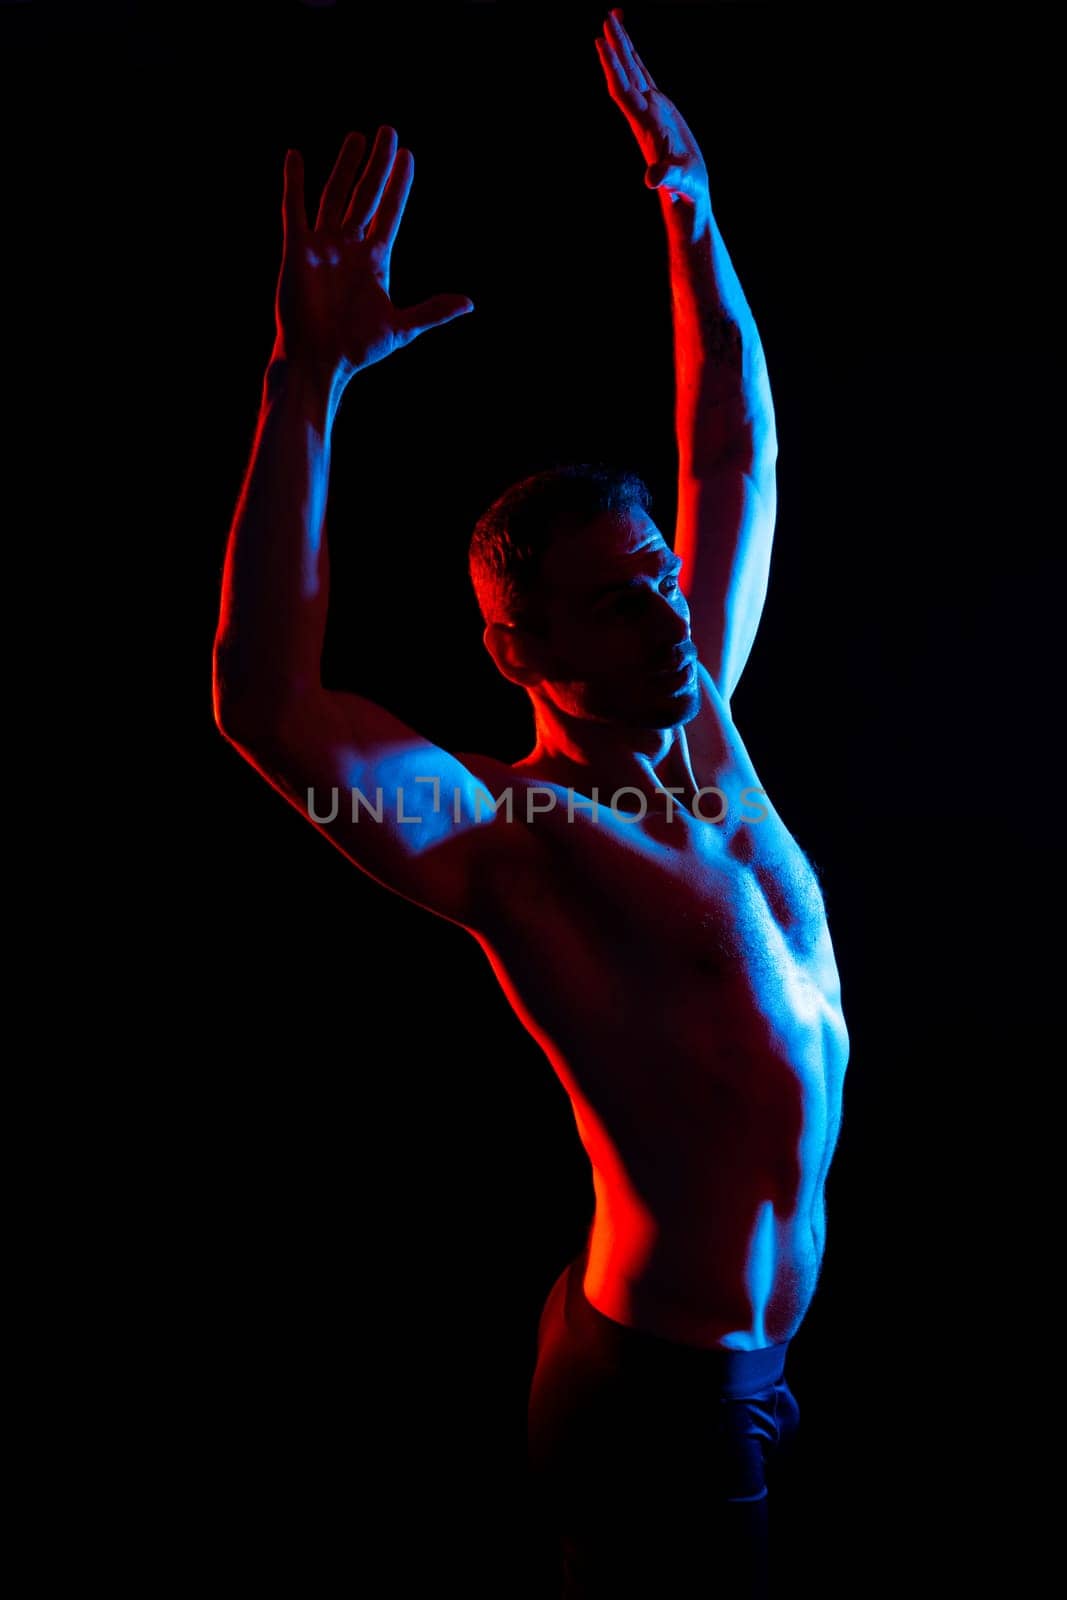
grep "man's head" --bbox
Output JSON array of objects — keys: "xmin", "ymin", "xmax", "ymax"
[{"xmin": 469, "ymin": 464, "xmax": 699, "ymax": 731}]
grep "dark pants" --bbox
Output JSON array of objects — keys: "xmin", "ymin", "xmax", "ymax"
[{"xmin": 527, "ymin": 1247, "xmax": 800, "ymax": 1598}]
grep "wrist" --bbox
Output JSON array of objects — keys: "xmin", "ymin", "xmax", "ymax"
[
  {"xmin": 265, "ymin": 341, "xmax": 350, "ymax": 421},
  {"xmin": 661, "ymin": 189, "xmax": 714, "ymax": 245}
]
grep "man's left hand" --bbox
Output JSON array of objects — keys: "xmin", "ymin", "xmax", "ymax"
[{"xmin": 595, "ymin": 9, "xmax": 710, "ymax": 219}]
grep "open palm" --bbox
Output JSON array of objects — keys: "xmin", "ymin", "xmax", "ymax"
[{"xmin": 274, "ymin": 127, "xmax": 473, "ymax": 384}]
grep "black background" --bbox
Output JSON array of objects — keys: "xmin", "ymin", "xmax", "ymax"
[{"xmin": 10, "ymin": 2, "xmax": 1062, "ymax": 1592}]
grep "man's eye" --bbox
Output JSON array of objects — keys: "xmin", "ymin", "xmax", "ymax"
[{"xmin": 661, "ymin": 576, "xmax": 680, "ymax": 595}]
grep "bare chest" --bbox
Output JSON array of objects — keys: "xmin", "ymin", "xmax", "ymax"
[
  {"xmin": 565, "ymin": 797, "xmax": 827, "ymax": 974},
  {"xmin": 479, "ymin": 793, "xmax": 836, "ymax": 1058}
]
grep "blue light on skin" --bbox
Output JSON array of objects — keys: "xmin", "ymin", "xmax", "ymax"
[
  {"xmin": 493, "ymin": 507, "xmax": 704, "ymax": 816},
  {"xmin": 534, "ymin": 508, "xmax": 699, "ymax": 731}
]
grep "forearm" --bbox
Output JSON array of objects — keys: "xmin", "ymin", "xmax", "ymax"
[
  {"xmin": 663, "ymin": 197, "xmax": 776, "ymax": 478},
  {"xmin": 213, "ymin": 357, "xmax": 346, "ymax": 732}
]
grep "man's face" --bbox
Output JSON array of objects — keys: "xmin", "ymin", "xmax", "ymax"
[{"xmin": 528, "ymin": 506, "xmax": 700, "ymax": 729}]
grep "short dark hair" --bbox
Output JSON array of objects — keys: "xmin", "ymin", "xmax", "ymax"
[{"xmin": 468, "ymin": 462, "xmax": 653, "ymax": 628}]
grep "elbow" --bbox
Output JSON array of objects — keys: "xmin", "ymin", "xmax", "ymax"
[
  {"xmin": 212, "ymin": 651, "xmax": 282, "ymax": 753},
  {"xmin": 214, "ymin": 690, "xmax": 286, "ymax": 755},
  {"xmin": 745, "ymin": 417, "xmax": 777, "ymax": 504},
  {"xmin": 212, "ymin": 645, "xmax": 246, "ymax": 745},
  {"xmin": 214, "ymin": 693, "xmax": 247, "ymax": 749},
  {"xmin": 749, "ymin": 406, "xmax": 777, "ymax": 472},
  {"xmin": 214, "ymin": 690, "xmax": 259, "ymax": 753}
]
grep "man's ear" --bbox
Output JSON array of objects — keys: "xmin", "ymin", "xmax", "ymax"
[{"xmin": 482, "ymin": 621, "xmax": 550, "ymax": 688}]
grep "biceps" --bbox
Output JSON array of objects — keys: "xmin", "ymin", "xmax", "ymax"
[{"xmin": 677, "ymin": 469, "xmax": 774, "ymax": 626}]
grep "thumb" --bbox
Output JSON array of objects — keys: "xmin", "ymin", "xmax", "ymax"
[{"xmin": 396, "ymin": 294, "xmax": 476, "ymax": 347}]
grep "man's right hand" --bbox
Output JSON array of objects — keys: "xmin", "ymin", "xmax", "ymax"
[{"xmin": 272, "ymin": 127, "xmax": 474, "ymax": 390}]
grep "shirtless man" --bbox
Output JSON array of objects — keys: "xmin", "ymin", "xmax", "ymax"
[{"xmin": 213, "ymin": 12, "xmax": 849, "ymax": 1595}]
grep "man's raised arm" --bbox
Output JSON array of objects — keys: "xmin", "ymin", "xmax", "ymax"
[
  {"xmin": 596, "ymin": 9, "xmax": 778, "ymax": 706},
  {"xmin": 212, "ymin": 128, "xmax": 507, "ymax": 930},
  {"xmin": 214, "ymin": 125, "xmax": 472, "ymax": 728}
]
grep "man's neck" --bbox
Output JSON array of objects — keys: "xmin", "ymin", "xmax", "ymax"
[{"xmin": 515, "ymin": 711, "xmax": 700, "ymax": 812}]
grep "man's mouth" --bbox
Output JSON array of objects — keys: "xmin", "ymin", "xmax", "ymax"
[
  {"xmin": 649, "ymin": 652, "xmax": 697, "ymax": 687},
  {"xmin": 660, "ymin": 662, "xmax": 695, "ymax": 690}
]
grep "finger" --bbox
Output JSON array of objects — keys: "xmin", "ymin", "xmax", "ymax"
[
  {"xmin": 595, "ymin": 34, "xmax": 635, "ymax": 111},
  {"xmin": 342, "ymin": 125, "xmax": 399, "ymax": 238},
  {"xmin": 314, "ymin": 131, "xmax": 368, "ymax": 231},
  {"xmin": 609, "ymin": 8, "xmax": 657, "ymax": 92},
  {"xmin": 282, "ymin": 149, "xmax": 307, "ymax": 247},
  {"xmin": 605, "ymin": 11, "xmax": 651, "ymax": 95},
  {"xmin": 366, "ymin": 147, "xmax": 414, "ymax": 257},
  {"xmin": 628, "ymin": 40, "xmax": 657, "ymax": 92},
  {"xmin": 396, "ymin": 293, "xmax": 475, "ymax": 348}
]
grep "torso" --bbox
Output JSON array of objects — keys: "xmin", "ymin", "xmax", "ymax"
[{"xmin": 459, "ymin": 666, "xmax": 850, "ymax": 1350}]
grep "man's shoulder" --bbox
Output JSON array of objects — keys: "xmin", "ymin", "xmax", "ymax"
[
  {"xmin": 453, "ymin": 750, "xmax": 523, "ymax": 792},
  {"xmin": 448, "ymin": 750, "xmax": 572, "ymax": 930},
  {"xmin": 454, "ymin": 751, "xmax": 570, "ymax": 821}
]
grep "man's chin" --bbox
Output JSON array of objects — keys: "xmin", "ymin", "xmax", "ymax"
[
  {"xmin": 660, "ymin": 688, "xmax": 702, "ymax": 727},
  {"xmin": 612, "ymin": 686, "xmax": 702, "ymax": 730}
]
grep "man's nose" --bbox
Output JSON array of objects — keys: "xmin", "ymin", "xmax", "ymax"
[{"xmin": 647, "ymin": 592, "xmax": 689, "ymax": 644}]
